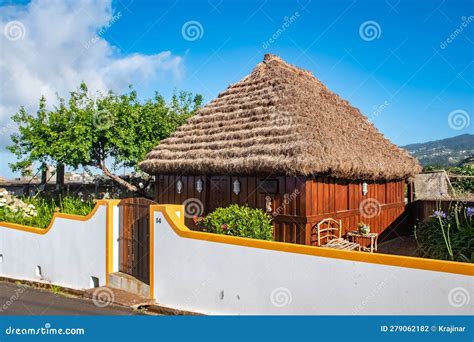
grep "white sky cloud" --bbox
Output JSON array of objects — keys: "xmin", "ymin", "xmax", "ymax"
[{"xmin": 0, "ymin": 0, "xmax": 184, "ymax": 147}]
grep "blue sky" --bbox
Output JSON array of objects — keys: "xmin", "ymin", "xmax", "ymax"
[{"xmin": 0, "ymin": 0, "xmax": 473, "ymax": 178}]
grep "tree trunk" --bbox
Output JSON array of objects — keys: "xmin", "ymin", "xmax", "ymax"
[
  {"xmin": 100, "ymin": 164, "xmax": 138, "ymax": 192},
  {"xmin": 56, "ymin": 163, "xmax": 65, "ymax": 188},
  {"xmin": 40, "ymin": 163, "xmax": 47, "ymax": 184}
]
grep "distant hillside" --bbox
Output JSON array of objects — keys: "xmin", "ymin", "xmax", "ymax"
[{"xmin": 401, "ymin": 134, "xmax": 474, "ymax": 167}]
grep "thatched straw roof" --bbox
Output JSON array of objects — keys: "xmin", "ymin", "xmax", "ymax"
[{"xmin": 140, "ymin": 54, "xmax": 421, "ymax": 180}]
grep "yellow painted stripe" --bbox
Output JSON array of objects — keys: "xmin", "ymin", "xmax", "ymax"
[
  {"xmin": 149, "ymin": 205, "xmax": 155, "ymax": 299},
  {"xmin": 152, "ymin": 204, "xmax": 474, "ymax": 277},
  {"xmin": 105, "ymin": 200, "xmax": 121, "ymax": 286}
]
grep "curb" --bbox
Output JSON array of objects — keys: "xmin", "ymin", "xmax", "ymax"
[
  {"xmin": 0, "ymin": 276, "xmax": 84, "ymax": 297},
  {"xmin": 142, "ymin": 304, "xmax": 205, "ymax": 316}
]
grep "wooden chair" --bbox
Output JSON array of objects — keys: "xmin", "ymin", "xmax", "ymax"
[{"xmin": 315, "ymin": 218, "xmax": 361, "ymax": 251}]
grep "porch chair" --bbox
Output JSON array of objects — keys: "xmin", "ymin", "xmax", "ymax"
[{"xmin": 315, "ymin": 218, "xmax": 361, "ymax": 251}]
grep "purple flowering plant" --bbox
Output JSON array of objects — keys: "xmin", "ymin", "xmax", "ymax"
[
  {"xmin": 466, "ymin": 207, "xmax": 474, "ymax": 218},
  {"xmin": 415, "ymin": 202, "xmax": 473, "ymax": 263},
  {"xmin": 432, "ymin": 210, "xmax": 447, "ymax": 219}
]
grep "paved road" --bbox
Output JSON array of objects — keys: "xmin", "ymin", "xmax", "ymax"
[{"xmin": 0, "ymin": 282, "xmax": 139, "ymax": 315}]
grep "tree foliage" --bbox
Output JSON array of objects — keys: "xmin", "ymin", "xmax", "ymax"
[{"xmin": 8, "ymin": 82, "xmax": 202, "ymax": 191}]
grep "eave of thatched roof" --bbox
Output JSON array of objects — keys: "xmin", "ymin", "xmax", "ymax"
[{"xmin": 140, "ymin": 54, "xmax": 421, "ymax": 180}]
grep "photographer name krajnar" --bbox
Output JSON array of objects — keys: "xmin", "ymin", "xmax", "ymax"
[{"xmin": 380, "ymin": 325, "xmax": 466, "ymax": 333}]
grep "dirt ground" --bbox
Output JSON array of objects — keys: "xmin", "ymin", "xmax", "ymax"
[{"xmin": 377, "ymin": 236, "xmax": 420, "ymax": 257}]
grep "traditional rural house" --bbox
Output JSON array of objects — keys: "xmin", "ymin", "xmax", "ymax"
[{"xmin": 140, "ymin": 54, "xmax": 421, "ymax": 246}]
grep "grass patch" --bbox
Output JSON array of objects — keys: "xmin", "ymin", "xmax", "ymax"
[{"xmin": 50, "ymin": 284, "xmax": 63, "ymax": 295}]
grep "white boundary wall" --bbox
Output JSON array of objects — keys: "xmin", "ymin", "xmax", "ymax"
[
  {"xmin": 153, "ymin": 209, "xmax": 473, "ymax": 315},
  {"xmin": 0, "ymin": 205, "xmax": 108, "ymax": 289},
  {"xmin": 112, "ymin": 205, "xmax": 120, "ymax": 273}
]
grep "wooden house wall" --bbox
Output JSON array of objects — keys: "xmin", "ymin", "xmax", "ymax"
[
  {"xmin": 155, "ymin": 175, "xmax": 406, "ymax": 246},
  {"xmin": 300, "ymin": 177, "xmax": 406, "ymax": 247}
]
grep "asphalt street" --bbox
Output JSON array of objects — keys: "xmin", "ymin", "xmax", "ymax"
[{"xmin": 0, "ymin": 281, "xmax": 139, "ymax": 315}]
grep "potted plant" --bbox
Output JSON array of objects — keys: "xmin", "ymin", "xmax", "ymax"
[{"xmin": 357, "ymin": 222, "xmax": 370, "ymax": 235}]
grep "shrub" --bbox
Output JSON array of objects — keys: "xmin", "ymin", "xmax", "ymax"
[
  {"xmin": 0, "ymin": 189, "xmax": 95, "ymax": 228},
  {"xmin": 200, "ymin": 204, "xmax": 274, "ymax": 240},
  {"xmin": 414, "ymin": 204, "xmax": 474, "ymax": 263},
  {"xmin": 0, "ymin": 188, "xmax": 38, "ymax": 219}
]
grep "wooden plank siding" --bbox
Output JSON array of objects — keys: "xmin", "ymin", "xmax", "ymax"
[{"xmin": 155, "ymin": 174, "xmax": 407, "ymax": 247}]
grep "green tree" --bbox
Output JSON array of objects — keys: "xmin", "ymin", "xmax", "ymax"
[{"xmin": 8, "ymin": 82, "xmax": 202, "ymax": 192}]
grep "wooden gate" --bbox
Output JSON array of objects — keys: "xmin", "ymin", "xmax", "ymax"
[{"xmin": 118, "ymin": 197, "xmax": 156, "ymax": 284}]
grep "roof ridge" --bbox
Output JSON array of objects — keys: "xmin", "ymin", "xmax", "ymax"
[{"xmin": 261, "ymin": 53, "xmax": 315, "ymax": 78}]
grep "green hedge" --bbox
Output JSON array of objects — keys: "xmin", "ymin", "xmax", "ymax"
[{"xmin": 198, "ymin": 204, "xmax": 274, "ymax": 241}]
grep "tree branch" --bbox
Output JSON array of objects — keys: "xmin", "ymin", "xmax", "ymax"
[{"xmin": 99, "ymin": 163, "xmax": 138, "ymax": 192}]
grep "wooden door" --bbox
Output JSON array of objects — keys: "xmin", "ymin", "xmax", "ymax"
[{"xmin": 118, "ymin": 197, "xmax": 156, "ymax": 284}]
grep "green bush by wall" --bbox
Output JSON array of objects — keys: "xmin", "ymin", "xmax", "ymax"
[{"xmin": 198, "ymin": 204, "xmax": 274, "ymax": 241}]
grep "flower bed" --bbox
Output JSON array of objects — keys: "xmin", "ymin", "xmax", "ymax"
[
  {"xmin": 0, "ymin": 189, "xmax": 95, "ymax": 228},
  {"xmin": 415, "ymin": 203, "xmax": 473, "ymax": 263}
]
